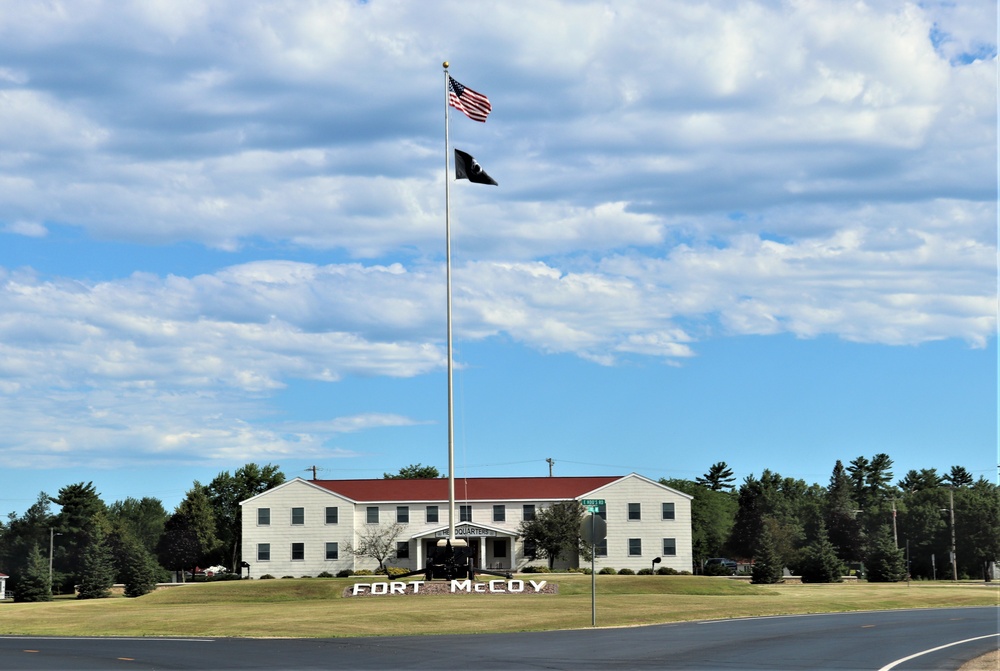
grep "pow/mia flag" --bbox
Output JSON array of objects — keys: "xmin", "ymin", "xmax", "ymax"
[{"xmin": 454, "ymin": 149, "xmax": 498, "ymax": 186}]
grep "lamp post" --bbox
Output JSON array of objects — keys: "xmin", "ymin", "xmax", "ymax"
[{"xmin": 652, "ymin": 557, "xmax": 661, "ymax": 574}]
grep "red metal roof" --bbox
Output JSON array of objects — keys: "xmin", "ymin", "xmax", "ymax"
[{"xmin": 310, "ymin": 476, "xmax": 620, "ymax": 503}]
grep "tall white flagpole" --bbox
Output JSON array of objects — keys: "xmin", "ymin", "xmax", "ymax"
[{"xmin": 443, "ymin": 61, "xmax": 457, "ymax": 545}]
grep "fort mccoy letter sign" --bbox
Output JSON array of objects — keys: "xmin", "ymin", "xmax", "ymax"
[{"xmin": 344, "ymin": 579, "xmax": 558, "ymax": 597}]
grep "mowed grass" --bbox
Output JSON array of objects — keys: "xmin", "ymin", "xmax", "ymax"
[{"xmin": 0, "ymin": 576, "xmax": 996, "ymax": 638}]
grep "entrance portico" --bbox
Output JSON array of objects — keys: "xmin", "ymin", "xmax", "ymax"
[{"xmin": 414, "ymin": 523, "xmax": 516, "ymax": 570}]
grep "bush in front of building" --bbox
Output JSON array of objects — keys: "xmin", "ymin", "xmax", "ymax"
[
  {"xmin": 636, "ymin": 568, "xmax": 653, "ymax": 575},
  {"xmin": 336, "ymin": 569, "xmax": 354, "ymax": 578},
  {"xmin": 317, "ymin": 571, "xmax": 334, "ymax": 578},
  {"xmin": 521, "ymin": 565, "xmax": 551, "ymax": 573},
  {"xmin": 259, "ymin": 574, "xmax": 275, "ymax": 579},
  {"xmin": 353, "ymin": 569, "xmax": 374, "ymax": 576},
  {"xmin": 381, "ymin": 566, "xmax": 409, "ymax": 578},
  {"xmin": 618, "ymin": 568, "xmax": 635, "ymax": 575},
  {"xmin": 656, "ymin": 567, "xmax": 682, "ymax": 575},
  {"xmin": 598, "ymin": 567, "xmax": 617, "ymax": 574}
]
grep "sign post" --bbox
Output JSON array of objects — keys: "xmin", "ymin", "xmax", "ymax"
[{"xmin": 580, "ymin": 503, "xmax": 607, "ymax": 627}]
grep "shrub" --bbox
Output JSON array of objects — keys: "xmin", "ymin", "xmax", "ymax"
[
  {"xmin": 281, "ymin": 575, "xmax": 295, "ymax": 579},
  {"xmin": 657, "ymin": 566, "xmax": 680, "ymax": 575},
  {"xmin": 618, "ymin": 568, "xmax": 635, "ymax": 575},
  {"xmin": 598, "ymin": 567, "xmax": 617, "ymax": 575},
  {"xmin": 317, "ymin": 571, "xmax": 334, "ymax": 578},
  {"xmin": 206, "ymin": 573, "xmax": 242, "ymax": 582},
  {"xmin": 703, "ymin": 562, "xmax": 734, "ymax": 576},
  {"xmin": 522, "ymin": 565, "xmax": 551, "ymax": 573},
  {"xmin": 259, "ymin": 574, "xmax": 275, "ymax": 580},
  {"xmin": 336, "ymin": 569, "xmax": 354, "ymax": 578},
  {"xmin": 636, "ymin": 568, "xmax": 653, "ymax": 575},
  {"xmin": 353, "ymin": 569, "xmax": 374, "ymax": 576},
  {"xmin": 383, "ymin": 566, "xmax": 409, "ymax": 578}
]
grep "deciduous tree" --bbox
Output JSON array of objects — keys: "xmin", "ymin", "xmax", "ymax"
[
  {"xmin": 346, "ymin": 522, "xmax": 404, "ymax": 571},
  {"xmin": 384, "ymin": 464, "xmax": 441, "ymax": 479},
  {"xmin": 518, "ymin": 500, "xmax": 588, "ymax": 569},
  {"xmin": 207, "ymin": 463, "xmax": 284, "ymax": 570}
]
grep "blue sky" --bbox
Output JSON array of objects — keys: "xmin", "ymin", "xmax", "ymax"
[{"xmin": 0, "ymin": 0, "xmax": 996, "ymax": 517}]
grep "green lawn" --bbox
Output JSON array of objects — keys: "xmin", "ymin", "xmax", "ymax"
[{"xmin": 0, "ymin": 575, "xmax": 996, "ymax": 638}]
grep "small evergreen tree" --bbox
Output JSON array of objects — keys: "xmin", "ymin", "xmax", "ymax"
[
  {"xmin": 798, "ymin": 523, "xmax": 845, "ymax": 583},
  {"xmin": 111, "ymin": 529, "xmax": 159, "ymax": 598},
  {"xmin": 750, "ymin": 521, "xmax": 784, "ymax": 584},
  {"xmin": 865, "ymin": 526, "xmax": 906, "ymax": 582},
  {"xmin": 77, "ymin": 531, "xmax": 116, "ymax": 599},
  {"xmin": 14, "ymin": 544, "xmax": 52, "ymax": 602}
]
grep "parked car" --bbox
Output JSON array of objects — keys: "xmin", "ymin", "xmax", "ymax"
[{"xmin": 704, "ymin": 557, "xmax": 738, "ymax": 575}]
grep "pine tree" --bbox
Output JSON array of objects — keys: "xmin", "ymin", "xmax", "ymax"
[
  {"xmin": 798, "ymin": 523, "xmax": 845, "ymax": 583},
  {"xmin": 825, "ymin": 461, "xmax": 862, "ymax": 563},
  {"xmin": 111, "ymin": 529, "xmax": 160, "ymax": 598},
  {"xmin": 750, "ymin": 521, "xmax": 784, "ymax": 584},
  {"xmin": 696, "ymin": 462, "xmax": 736, "ymax": 491},
  {"xmin": 77, "ymin": 531, "xmax": 116, "ymax": 599},
  {"xmin": 14, "ymin": 543, "xmax": 52, "ymax": 602},
  {"xmin": 865, "ymin": 526, "xmax": 906, "ymax": 582}
]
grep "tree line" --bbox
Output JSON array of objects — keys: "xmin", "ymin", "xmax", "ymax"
[
  {"xmin": 663, "ymin": 456, "xmax": 1000, "ymax": 582},
  {"xmin": 2, "ymin": 456, "xmax": 997, "ymax": 600},
  {"xmin": 0, "ymin": 463, "xmax": 284, "ymax": 601}
]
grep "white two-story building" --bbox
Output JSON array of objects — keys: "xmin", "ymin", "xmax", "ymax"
[{"xmin": 239, "ymin": 473, "xmax": 692, "ymax": 577}]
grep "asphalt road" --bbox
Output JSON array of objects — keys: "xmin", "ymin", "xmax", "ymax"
[{"xmin": 0, "ymin": 607, "xmax": 996, "ymax": 670}]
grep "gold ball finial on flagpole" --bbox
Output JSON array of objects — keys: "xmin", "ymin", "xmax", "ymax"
[{"xmin": 443, "ymin": 61, "xmax": 449, "ymax": 69}]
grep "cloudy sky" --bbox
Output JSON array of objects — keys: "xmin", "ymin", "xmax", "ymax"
[{"xmin": 0, "ymin": 0, "xmax": 995, "ymax": 516}]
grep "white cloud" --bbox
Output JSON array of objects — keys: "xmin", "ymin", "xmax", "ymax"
[{"xmin": 0, "ymin": 0, "xmax": 993, "ymax": 469}]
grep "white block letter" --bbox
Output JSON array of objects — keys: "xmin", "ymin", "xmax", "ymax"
[{"xmin": 529, "ymin": 580, "xmax": 547, "ymax": 592}]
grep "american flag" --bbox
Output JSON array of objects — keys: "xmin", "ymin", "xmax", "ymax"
[{"xmin": 448, "ymin": 76, "xmax": 491, "ymax": 122}]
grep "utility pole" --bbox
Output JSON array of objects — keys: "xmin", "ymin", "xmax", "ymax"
[
  {"xmin": 891, "ymin": 498, "xmax": 898, "ymax": 549},
  {"xmin": 48, "ymin": 528, "xmax": 61, "ymax": 590},
  {"xmin": 948, "ymin": 487, "xmax": 958, "ymax": 581},
  {"xmin": 546, "ymin": 458, "xmax": 554, "ymax": 477}
]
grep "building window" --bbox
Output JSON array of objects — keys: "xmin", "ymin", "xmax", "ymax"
[
  {"xmin": 326, "ymin": 542, "xmax": 339, "ymax": 560},
  {"xmin": 326, "ymin": 506, "xmax": 339, "ymax": 525},
  {"xmin": 396, "ymin": 541, "xmax": 410, "ymax": 559},
  {"xmin": 291, "ymin": 542, "xmax": 304, "ymax": 561},
  {"xmin": 426, "ymin": 505, "xmax": 439, "ymax": 523},
  {"xmin": 662, "ymin": 538, "xmax": 677, "ymax": 556},
  {"xmin": 522, "ymin": 504, "xmax": 536, "ymax": 521},
  {"xmin": 628, "ymin": 503, "xmax": 641, "ymax": 520},
  {"xmin": 460, "ymin": 505, "xmax": 472, "ymax": 522},
  {"xmin": 257, "ymin": 543, "xmax": 270, "ymax": 561},
  {"xmin": 396, "ymin": 506, "xmax": 409, "ymax": 524},
  {"xmin": 493, "ymin": 505, "xmax": 506, "ymax": 522},
  {"xmin": 291, "ymin": 507, "xmax": 305, "ymax": 525},
  {"xmin": 366, "ymin": 506, "xmax": 379, "ymax": 524},
  {"xmin": 628, "ymin": 538, "xmax": 642, "ymax": 556},
  {"xmin": 524, "ymin": 540, "xmax": 537, "ymax": 559},
  {"xmin": 493, "ymin": 539, "xmax": 508, "ymax": 558},
  {"xmin": 595, "ymin": 539, "xmax": 608, "ymax": 557},
  {"xmin": 662, "ymin": 502, "xmax": 675, "ymax": 520},
  {"xmin": 257, "ymin": 508, "xmax": 270, "ymax": 526}
]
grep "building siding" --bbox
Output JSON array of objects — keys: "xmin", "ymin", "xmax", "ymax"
[{"xmin": 240, "ymin": 474, "xmax": 692, "ymax": 577}]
